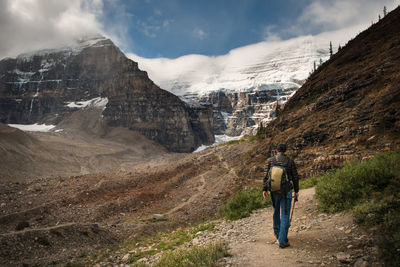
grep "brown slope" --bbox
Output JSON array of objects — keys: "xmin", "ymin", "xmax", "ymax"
[
  {"xmin": 246, "ymin": 7, "xmax": 400, "ymax": 177},
  {"xmin": 0, "ymin": 120, "xmax": 167, "ymax": 182}
]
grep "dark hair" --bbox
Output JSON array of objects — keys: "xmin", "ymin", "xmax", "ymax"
[{"xmin": 277, "ymin": 143, "xmax": 287, "ymax": 152}]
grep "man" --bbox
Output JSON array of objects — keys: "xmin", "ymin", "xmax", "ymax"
[{"xmin": 263, "ymin": 143, "xmax": 299, "ymax": 248}]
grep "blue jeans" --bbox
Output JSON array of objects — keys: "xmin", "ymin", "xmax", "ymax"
[{"xmin": 271, "ymin": 190, "xmax": 292, "ymax": 244}]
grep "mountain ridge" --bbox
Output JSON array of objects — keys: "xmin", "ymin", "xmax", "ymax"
[{"xmin": 0, "ymin": 37, "xmax": 214, "ymax": 152}]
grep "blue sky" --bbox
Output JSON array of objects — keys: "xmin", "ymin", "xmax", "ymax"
[
  {"xmin": 99, "ymin": 0, "xmax": 398, "ymax": 58},
  {"xmin": 0, "ymin": 0, "xmax": 398, "ymax": 60},
  {"xmin": 101, "ymin": 0, "xmax": 311, "ymax": 57}
]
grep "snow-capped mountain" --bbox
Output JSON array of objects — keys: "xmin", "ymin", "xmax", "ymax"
[
  {"xmin": 129, "ymin": 34, "xmax": 336, "ymax": 96},
  {"xmin": 0, "ymin": 36, "xmax": 215, "ymax": 152},
  {"xmin": 129, "ymin": 34, "xmax": 336, "ymax": 136}
]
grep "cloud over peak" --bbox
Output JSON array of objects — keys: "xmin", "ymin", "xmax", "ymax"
[{"xmin": 0, "ymin": 0, "xmax": 104, "ymax": 59}]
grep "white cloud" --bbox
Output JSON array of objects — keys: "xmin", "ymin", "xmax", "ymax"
[
  {"xmin": 0, "ymin": 0, "xmax": 105, "ymax": 59},
  {"xmin": 127, "ymin": 24, "xmax": 363, "ymax": 96},
  {"xmin": 193, "ymin": 28, "xmax": 207, "ymax": 40},
  {"xmin": 264, "ymin": 25, "xmax": 281, "ymax": 42},
  {"xmin": 295, "ymin": 0, "xmax": 398, "ymax": 34}
]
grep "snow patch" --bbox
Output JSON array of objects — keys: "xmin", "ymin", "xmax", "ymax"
[
  {"xmin": 221, "ymin": 112, "xmax": 230, "ymax": 123},
  {"xmin": 16, "ymin": 36, "xmax": 109, "ymax": 61},
  {"xmin": 193, "ymin": 134, "xmax": 242, "ymax": 153},
  {"xmin": 65, "ymin": 97, "xmax": 108, "ymax": 110},
  {"xmin": 8, "ymin": 123, "xmax": 56, "ymax": 132}
]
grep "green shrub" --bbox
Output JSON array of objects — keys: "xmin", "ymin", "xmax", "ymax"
[
  {"xmin": 316, "ymin": 151, "xmax": 400, "ymax": 213},
  {"xmin": 226, "ymin": 139, "xmax": 242, "ymax": 145},
  {"xmin": 220, "ymin": 187, "xmax": 270, "ymax": 220},
  {"xmin": 154, "ymin": 243, "xmax": 229, "ymax": 267},
  {"xmin": 299, "ymin": 176, "xmax": 320, "ymax": 190},
  {"xmin": 315, "ymin": 151, "xmax": 400, "ymax": 265}
]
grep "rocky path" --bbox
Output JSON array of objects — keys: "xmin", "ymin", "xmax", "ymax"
[
  {"xmin": 93, "ymin": 187, "xmax": 383, "ymax": 267},
  {"xmin": 191, "ymin": 187, "xmax": 382, "ymax": 267}
]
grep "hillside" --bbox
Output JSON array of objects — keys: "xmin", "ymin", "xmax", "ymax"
[
  {"xmin": 0, "ymin": 122, "xmax": 168, "ymax": 181},
  {"xmin": 244, "ymin": 6, "xmax": 400, "ymax": 178}
]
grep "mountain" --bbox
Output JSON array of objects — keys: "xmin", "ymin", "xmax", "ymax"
[
  {"xmin": 0, "ymin": 37, "xmax": 214, "ymax": 152},
  {"xmin": 244, "ymin": 6, "xmax": 400, "ymax": 177},
  {"xmin": 129, "ymin": 33, "xmax": 353, "ymax": 136}
]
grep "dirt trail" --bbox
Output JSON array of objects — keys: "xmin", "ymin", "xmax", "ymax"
[{"xmin": 191, "ymin": 188, "xmax": 381, "ymax": 267}]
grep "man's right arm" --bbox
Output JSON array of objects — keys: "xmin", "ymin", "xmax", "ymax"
[{"xmin": 263, "ymin": 158, "xmax": 272, "ymax": 192}]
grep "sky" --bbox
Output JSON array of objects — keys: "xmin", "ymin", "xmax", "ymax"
[{"xmin": 0, "ymin": 0, "xmax": 399, "ymax": 60}]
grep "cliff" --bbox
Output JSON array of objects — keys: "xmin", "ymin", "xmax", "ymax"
[{"xmin": 0, "ymin": 37, "xmax": 214, "ymax": 152}]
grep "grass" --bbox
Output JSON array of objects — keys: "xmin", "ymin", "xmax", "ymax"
[
  {"xmin": 299, "ymin": 176, "xmax": 320, "ymax": 190},
  {"xmin": 97, "ymin": 222, "xmax": 217, "ymax": 265},
  {"xmin": 225, "ymin": 139, "xmax": 243, "ymax": 145},
  {"xmin": 249, "ymin": 125, "xmax": 267, "ymax": 141},
  {"xmin": 154, "ymin": 243, "xmax": 229, "ymax": 267},
  {"xmin": 314, "ymin": 151, "xmax": 400, "ymax": 266},
  {"xmin": 220, "ymin": 187, "xmax": 270, "ymax": 220}
]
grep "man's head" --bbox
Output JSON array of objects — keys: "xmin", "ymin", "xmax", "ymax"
[{"xmin": 277, "ymin": 143, "xmax": 287, "ymax": 153}]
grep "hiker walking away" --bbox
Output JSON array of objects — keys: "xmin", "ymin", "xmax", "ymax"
[{"xmin": 262, "ymin": 144, "xmax": 299, "ymax": 248}]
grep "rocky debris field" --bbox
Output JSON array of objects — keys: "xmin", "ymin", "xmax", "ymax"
[{"xmin": 0, "ymin": 141, "xmax": 253, "ymax": 266}]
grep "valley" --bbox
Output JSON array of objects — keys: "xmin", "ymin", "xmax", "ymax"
[{"xmin": 0, "ymin": 4, "xmax": 399, "ymax": 267}]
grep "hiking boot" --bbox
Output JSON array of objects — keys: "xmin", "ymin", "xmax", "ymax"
[{"xmin": 279, "ymin": 242, "xmax": 290, "ymax": 248}]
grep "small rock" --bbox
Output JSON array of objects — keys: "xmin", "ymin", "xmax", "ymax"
[
  {"xmin": 0, "ymin": 203, "xmax": 6, "ymax": 207},
  {"xmin": 354, "ymin": 258, "xmax": 369, "ymax": 267},
  {"xmin": 153, "ymin": 214, "xmax": 167, "ymax": 221},
  {"xmin": 137, "ymin": 257, "xmax": 148, "ymax": 263},
  {"xmin": 338, "ymin": 227, "xmax": 345, "ymax": 231},
  {"xmin": 191, "ymin": 238, "xmax": 201, "ymax": 245},
  {"xmin": 345, "ymin": 229, "xmax": 352, "ymax": 234},
  {"xmin": 121, "ymin": 253, "xmax": 130, "ymax": 263},
  {"xmin": 336, "ymin": 252, "xmax": 351, "ymax": 263},
  {"xmin": 347, "ymin": 245, "xmax": 353, "ymax": 249}
]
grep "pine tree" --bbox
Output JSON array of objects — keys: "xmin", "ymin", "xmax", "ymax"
[
  {"xmin": 329, "ymin": 41, "xmax": 333, "ymax": 56},
  {"xmin": 313, "ymin": 61, "xmax": 316, "ymax": 71},
  {"xmin": 319, "ymin": 58, "xmax": 322, "ymax": 65},
  {"xmin": 338, "ymin": 44, "xmax": 342, "ymax": 51},
  {"xmin": 379, "ymin": 14, "xmax": 381, "ymax": 21},
  {"xmin": 384, "ymin": 6, "xmax": 387, "ymax": 17}
]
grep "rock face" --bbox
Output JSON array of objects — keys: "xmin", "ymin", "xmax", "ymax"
[
  {"xmin": 0, "ymin": 37, "xmax": 214, "ymax": 152},
  {"xmin": 200, "ymin": 86, "xmax": 296, "ymax": 136}
]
